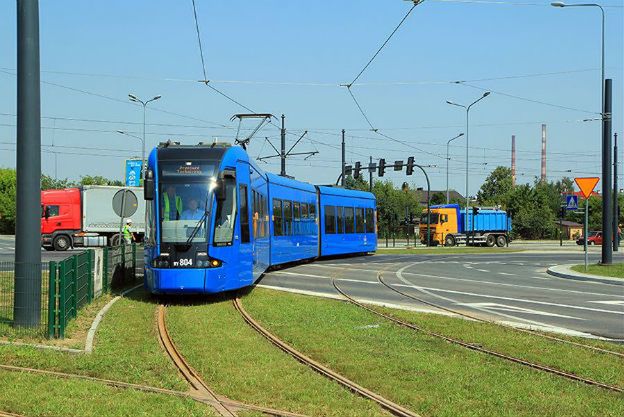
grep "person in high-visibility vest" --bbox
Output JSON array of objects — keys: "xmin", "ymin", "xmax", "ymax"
[
  {"xmin": 163, "ymin": 185, "xmax": 182, "ymax": 220},
  {"xmin": 123, "ymin": 219, "xmax": 136, "ymax": 244}
]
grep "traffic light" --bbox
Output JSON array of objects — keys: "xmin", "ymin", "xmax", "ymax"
[
  {"xmin": 560, "ymin": 206, "xmax": 565, "ymax": 219},
  {"xmin": 354, "ymin": 162, "xmax": 361, "ymax": 179},
  {"xmin": 378, "ymin": 159, "xmax": 386, "ymax": 177},
  {"xmin": 394, "ymin": 161, "xmax": 403, "ymax": 171},
  {"xmin": 406, "ymin": 156, "xmax": 415, "ymax": 175},
  {"xmin": 344, "ymin": 165, "xmax": 353, "ymax": 177}
]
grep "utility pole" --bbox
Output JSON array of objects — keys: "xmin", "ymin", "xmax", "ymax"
[
  {"xmin": 369, "ymin": 156, "xmax": 373, "ymax": 192},
  {"xmin": 613, "ymin": 132, "xmax": 619, "ymax": 251},
  {"xmin": 280, "ymin": 114, "xmax": 286, "ymax": 177},
  {"xmin": 602, "ymin": 79, "xmax": 613, "ymax": 264},
  {"xmin": 14, "ymin": 0, "xmax": 42, "ymax": 327},
  {"xmin": 341, "ymin": 129, "xmax": 346, "ymax": 187}
]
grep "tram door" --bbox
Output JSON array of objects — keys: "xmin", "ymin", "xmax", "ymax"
[{"xmin": 236, "ymin": 161, "xmax": 253, "ymax": 285}]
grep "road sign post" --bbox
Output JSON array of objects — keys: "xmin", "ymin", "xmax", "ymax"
[{"xmin": 575, "ymin": 177, "xmax": 600, "ymax": 272}]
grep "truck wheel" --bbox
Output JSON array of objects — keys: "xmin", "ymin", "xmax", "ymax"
[
  {"xmin": 53, "ymin": 235, "xmax": 71, "ymax": 251},
  {"xmin": 445, "ymin": 235, "xmax": 456, "ymax": 247},
  {"xmin": 496, "ymin": 235, "xmax": 506, "ymax": 247},
  {"xmin": 486, "ymin": 235, "xmax": 496, "ymax": 247}
]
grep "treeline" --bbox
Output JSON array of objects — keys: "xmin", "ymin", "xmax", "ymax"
[{"xmin": 0, "ymin": 168, "xmax": 122, "ymax": 234}]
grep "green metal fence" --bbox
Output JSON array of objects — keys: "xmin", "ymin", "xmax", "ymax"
[{"xmin": 103, "ymin": 243, "xmax": 138, "ymax": 292}]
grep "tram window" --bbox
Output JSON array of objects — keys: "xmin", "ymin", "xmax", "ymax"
[
  {"xmin": 344, "ymin": 207, "xmax": 355, "ymax": 234},
  {"xmin": 336, "ymin": 207, "xmax": 345, "ymax": 234},
  {"xmin": 214, "ymin": 177, "xmax": 237, "ymax": 245},
  {"xmin": 301, "ymin": 203, "xmax": 308, "ymax": 219},
  {"xmin": 283, "ymin": 201, "xmax": 292, "ymax": 235},
  {"xmin": 273, "ymin": 199, "xmax": 283, "ymax": 236},
  {"xmin": 239, "ymin": 185, "xmax": 250, "ymax": 243},
  {"xmin": 293, "ymin": 202, "xmax": 300, "ymax": 219},
  {"xmin": 365, "ymin": 208, "xmax": 375, "ymax": 233},
  {"xmin": 261, "ymin": 194, "xmax": 267, "ymax": 238},
  {"xmin": 309, "ymin": 203, "xmax": 316, "ymax": 220},
  {"xmin": 324, "ymin": 205, "xmax": 336, "ymax": 234},
  {"xmin": 356, "ymin": 208, "xmax": 365, "ymax": 233}
]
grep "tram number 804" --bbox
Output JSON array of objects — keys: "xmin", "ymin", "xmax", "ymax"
[{"xmin": 174, "ymin": 259, "xmax": 193, "ymax": 267}]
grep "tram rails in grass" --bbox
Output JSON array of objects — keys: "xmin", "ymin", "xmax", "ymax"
[
  {"xmin": 233, "ymin": 295, "xmax": 421, "ymax": 417},
  {"xmin": 327, "ymin": 270, "xmax": 623, "ymax": 394}
]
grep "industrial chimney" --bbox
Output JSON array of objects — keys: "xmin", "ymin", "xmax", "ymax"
[
  {"xmin": 511, "ymin": 135, "xmax": 516, "ymax": 186},
  {"xmin": 541, "ymin": 124, "xmax": 547, "ymax": 182}
]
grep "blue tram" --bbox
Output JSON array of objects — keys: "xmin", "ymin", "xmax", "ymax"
[{"xmin": 142, "ymin": 142, "xmax": 377, "ymax": 294}]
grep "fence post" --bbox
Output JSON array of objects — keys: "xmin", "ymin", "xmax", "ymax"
[
  {"xmin": 58, "ymin": 260, "xmax": 66, "ymax": 338},
  {"xmin": 71, "ymin": 255, "xmax": 77, "ymax": 319},
  {"xmin": 121, "ymin": 243, "xmax": 126, "ymax": 284},
  {"xmin": 103, "ymin": 247, "xmax": 109, "ymax": 293},
  {"xmin": 87, "ymin": 250, "xmax": 93, "ymax": 302},
  {"xmin": 132, "ymin": 243, "xmax": 137, "ymax": 281},
  {"xmin": 47, "ymin": 261, "xmax": 57, "ymax": 339}
]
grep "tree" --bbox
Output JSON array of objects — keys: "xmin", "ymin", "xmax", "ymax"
[
  {"xmin": 41, "ymin": 174, "xmax": 72, "ymax": 190},
  {"xmin": 0, "ymin": 168, "xmax": 17, "ymax": 234},
  {"xmin": 477, "ymin": 166, "xmax": 513, "ymax": 206},
  {"xmin": 430, "ymin": 192, "xmax": 445, "ymax": 205},
  {"xmin": 79, "ymin": 175, "xmax": 123, "ymax": 186},
  {"xmin": 344, "ymin": 175, "xmax": 369, "ymax": 191}
]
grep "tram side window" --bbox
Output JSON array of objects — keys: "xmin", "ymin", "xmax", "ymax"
[
  {"xmin": 293, "ymin": 202, "xmax": 300, "ymax": 235},
  {"xmin": 273, "ymin": 199, "xmax": 283, "ymax": 236},
  {"xmin": 344, "ymin": 207, "xmax": 355, "ymax": 234},
  {"xmin": 239, "ymin": 185, "xmax": 250, "ymax": 243},
  {"xmin": 283, "ymin": 201, "xmax": 292, "ymax": 235},
  {"xmin": 214, "ymin": 177, "xmax": 237, "ymax": 245},
  {"xmin": 365, "ymin": 208, "xmax": 375, "ymax": 233},
  {"xmin": 309, "ymin": 203, "xmax": 316, "ymax": 221},
  {"xmin": 261, "ymin": 194, "xmax": 268, "ymax": 238},
  {"xmin": 356, "ymin": 208, "xmax": 365, "ymax": 233},
  {"xmin": 336, "ymin": 207, "xmax": 345, "ymax": 234},
  {"xmin": 324, "ymin": 205, "xmax": 336, "ymax": 234}
]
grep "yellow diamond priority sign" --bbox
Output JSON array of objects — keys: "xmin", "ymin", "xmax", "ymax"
[{"xmin": 574, "ymin": 177, "xmax": 599, "ymax": 199}]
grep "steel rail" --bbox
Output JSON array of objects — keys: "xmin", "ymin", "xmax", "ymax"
[
  {"xmin": 378, "ymin": 271, "xmax": 624, "ymax": 358},
  {"xmin": 157, "ymin": 305, "xmax": 309, "ymax": 417},
  {"xmin": 331, "ymin": 277, "xmax": 623, "ymax": 394},
  {"xmin": 233, "ymin": 296, "xmax": 421, "ymax": 417}
]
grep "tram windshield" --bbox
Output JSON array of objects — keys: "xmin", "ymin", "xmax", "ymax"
[{"xmin": 158, "ymin": 161, "xmax": 217, "ymax": 244}]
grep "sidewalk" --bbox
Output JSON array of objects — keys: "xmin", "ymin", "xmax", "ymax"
[{"xmin": 547, "ymin": 264, "xmax": 623, "ymax": 286}]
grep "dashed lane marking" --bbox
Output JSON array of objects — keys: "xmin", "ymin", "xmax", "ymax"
[
  {"xmin": 498, "ymin": 272, "xmax": 515, "ymax": 276},
  {"xmin": 589, "ymin": 300, "xmax": 624, "ymax": 306},
  {"xmin": 456, "ymin": 302, "xmax": 585, "ymax": 320}
]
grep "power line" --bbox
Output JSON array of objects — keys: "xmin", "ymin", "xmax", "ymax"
[
  {"xmin": 347, "ymin": 1, "xmax": 422, "ymax": 87},
  {"xmin": 191, "ymin": 0, "xmax": 208, "ymax": 82}
]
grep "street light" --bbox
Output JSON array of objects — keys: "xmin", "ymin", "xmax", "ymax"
[
  {"xmin": 446, "ymin": 91, "xmax": 490, "ymax": 239},
  {"xmin": 127, "ymin": 93, "xmax": 161, "ymax": 177},
  {"xmin": 446, "ymin": 132, "xmax": 464, "ymax": 204},
  {"xmin": 552, "ymin": 2, "xmax": 612, "ymax": 263}
]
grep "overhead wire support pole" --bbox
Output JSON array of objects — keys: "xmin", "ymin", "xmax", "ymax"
[
  {"xmin": 286, "ymin": 131, "xmax": 309, "ymax": 156},
  {"xmin": 602, "ymin": 79, "xmax": 613, "ymax": 264},
  {"xmin": 614, "ymin": 132, "xmax": 619, "ymax": 251},
  {"xmin": 341, "ymin": 130, "xmax": 346, "ymax": 186},
  {"xmin": 14, "ymin": 0, "xmax": 42, "ymax": 327},
  {"xmin": 281, "ymin": 114, "xmax": 286, "ymax": 176}
]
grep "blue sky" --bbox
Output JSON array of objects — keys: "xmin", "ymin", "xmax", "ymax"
[{"xmin": 0, "ymin": 0, "xmax": 622, "ymax": 196}]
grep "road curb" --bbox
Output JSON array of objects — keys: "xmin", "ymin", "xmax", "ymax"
[{"xmin": 547, "ymin": 264, "xmax": 623, "ymax": 286}]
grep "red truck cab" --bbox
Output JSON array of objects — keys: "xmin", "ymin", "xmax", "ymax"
[{"xmin": 41, "ymin": 188, "xmax": 81, "ymax": 250}]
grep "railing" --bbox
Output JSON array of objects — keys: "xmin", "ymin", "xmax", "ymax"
[{"xmin": 0, "ymin": 243, "xmax": 140, "ymax": 339}]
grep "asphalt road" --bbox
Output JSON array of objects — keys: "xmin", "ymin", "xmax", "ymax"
[
  {"xmin": 258, "ymin": 252, "xmax": 624, "ymax": 341},
  {"xmin": 0, "ymin": 235, "xmax": 80, "ymax": 263}
]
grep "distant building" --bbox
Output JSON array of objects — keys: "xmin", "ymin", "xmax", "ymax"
[
  {"xmin": 415, "ymin": 189, "xmax": 464, "ymax": 206},
  {"xmin": 556, "ymin": 220, "xmax": 583, "ymax": 240}
]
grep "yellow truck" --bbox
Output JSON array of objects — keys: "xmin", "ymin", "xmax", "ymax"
[{"xmin": 419, "ymin": 204, "xmax": 511, "ymax": 247}]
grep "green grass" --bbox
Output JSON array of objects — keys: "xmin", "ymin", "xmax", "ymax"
[
  {"xmin": 571, "ymin": 263, "xmax": 624, "ymax": 278},
  {"xmin": 242, "ymin": 288, "xmax": 624, "ymax": 417},
  {"xmin": 376, "ymin": 247, "xmax": 523, "ymax": 255},
  {"xmin": 0, "ymin": 289, "xmax": 187, "ymax": 391},
  {"xmin": 0, "ymin": 370, "xmax": 215, "ymax": 417},
  {"xmin": 374, "ymin": 306, "xmax": 624, "ymax": 386},
  {"xmin": 166, "ymin": 296, "xmax": 388, "ymax": 417}
]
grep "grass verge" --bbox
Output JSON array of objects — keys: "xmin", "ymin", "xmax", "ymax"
[
  {"xmin": 166, "ymin": 296, "xmax": 388, "ymax": 417},
  {"xmin": 376, "ymin": 247, "xmax": 522, "ymax": 255},
  {"xmin": 0, "ymin": 288, "xmax": 187, "ymax": 391},
  {"xmin": 571, "ymin": 263, "xmax": 624, "ymax": 278},
  {"xmin": 0, "ymin": 369, "xmax": 215, "ymax": 417},
  {"xmin": 243, "ymin": 288, "xmax": 623, "ymax": 417}
]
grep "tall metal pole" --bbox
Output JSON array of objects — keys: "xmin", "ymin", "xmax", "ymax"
[
  {"xmin": 446, "ymin": 133, "xmax": 463, "ymax": 204},
  {"xmin": 614, "ymin": 132, "xmax": 620, "ymax": 251},
  {"xmin": 141, "ymin": 103, "xmax": 146, "ymax": 178},
  {"xmin": 415, "ymin": 164, "xmax": 431, "ymax": 247},
  {"xmin": 602, "ymin": 79, "xmax": 612, "ymax": 264},
  {"xmin": 584, "ymin": 199, "xmax": 589, "ymax": 271},
  {"xmin": 14, "ymin": 0, "xmax": 42, "ymax": 327},
  {"xmin": 280, "ymin": 114, "xmax": 286, "ymax": 176},
  {"xmin": 341, "ymin": 129, "xmax": 346, "ymax": 187},
  {"xmin": 465, "ymin": 108, "xmax": 469, "ymax": 238},
  {"xmin": 369, "ymin": 156, "xmax": 373, "ymax": 192}
]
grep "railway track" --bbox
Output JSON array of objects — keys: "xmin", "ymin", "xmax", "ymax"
[
  {"xmin": 331, "ymin": 276, "xmax": 623, "ymax": 394},
  {"xmin": 379, "ymin": 266, "xmax": 624, "ymax": 358},
  {"xmin": 156, "ymin": 305, "xmax": 310, "ymax": 417},
  {"xmin": 233, "ymin": 296, "xmax": 422, "ymax": 417}
]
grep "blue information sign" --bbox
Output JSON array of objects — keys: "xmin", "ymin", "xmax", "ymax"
[
  {"xmin": 565, "ymin": 194, "xmax": 578, "ymax": 211},
  {"xmin": 125, "ymin": 159, "xmax": 142, "ymax": 187}
]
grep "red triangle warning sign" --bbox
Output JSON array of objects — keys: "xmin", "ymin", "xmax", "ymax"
[{"xmin": 574, "ymin": 177, "xmax": 599, "ymax": 199}]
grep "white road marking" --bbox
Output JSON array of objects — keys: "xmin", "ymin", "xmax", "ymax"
[
  {"xmin": 456, "ymin": 302, "xmax": 584, "ymax": 320},
  {"xmin": 463, "ymin": 264, "xmax": 474, "ymax": 269},
  {"xmin": 394, "ymin": 283, "xmax": 624, "ymax": 315},
  {"xmin": 270, "ymin": 271, "xmax": 379, "ymax": 285},
  {"xmin": 589, "ymin": 300, "xmax": 624, "ymax": 306},
  {"xmin": 498, "ymin": 272, "xmax": 515, "ymax": 276},
  {"xmin": 475, "ymin": 269, "xmax": 490, "ymax": 273}
]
